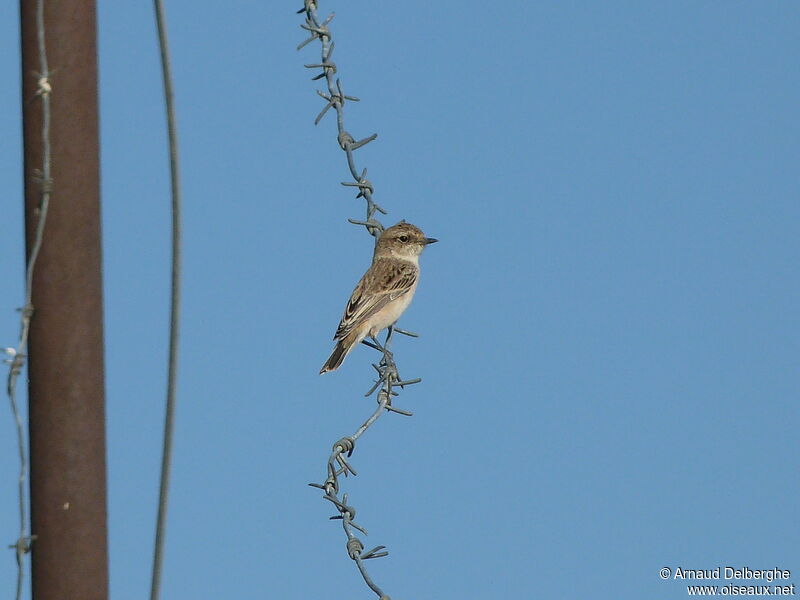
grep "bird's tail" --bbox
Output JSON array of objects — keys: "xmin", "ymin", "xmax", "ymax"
[{"xmin": 319, "ymin": 339, "xmax": 351, "ymax": 374}]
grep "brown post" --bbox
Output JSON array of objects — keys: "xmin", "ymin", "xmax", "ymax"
[{"xmin": 19, "ymin": 1, "xmax": 109, "ymax": 598}]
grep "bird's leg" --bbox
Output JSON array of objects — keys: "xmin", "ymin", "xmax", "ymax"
[
  {"xmin": 370, "ymin": 327, "xmax": 398, "ymax": 384},
  {"xmin": 383, "ymin": 325, "xmax": 400, "ymax": 381},
  {"xmin": 384, "ymin": 324, "xmax": 395, "ymax": 347},
  {"xmin": 360, "ymin": 337, "xmax": 382, "ymax": 351},
  {"xmin": 364, "ymin": 325, "xmax": 394, "ymax": 349},
  {"xmin": 367, "ymin": 335, "xmax": 388, "ymax": 355},
  {"xmin": 358, "ymin": 327, "xmax": 404, "ymax": 403},
  {"xmin": 369, "ymin": 328, "xmax": 394, "ymax": 362}
]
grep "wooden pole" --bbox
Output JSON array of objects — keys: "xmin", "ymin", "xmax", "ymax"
[{"xmin": 19, "ymin": 1, "xmax": 109, "ymax": 598}]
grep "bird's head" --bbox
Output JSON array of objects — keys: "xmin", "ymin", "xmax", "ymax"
[{"xmin": 375, "ymin": 221, "xmax": 437, "ymax": 259}]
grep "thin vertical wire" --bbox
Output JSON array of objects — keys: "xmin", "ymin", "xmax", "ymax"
[
  {"xmin": 5, "ymin": 0, "xmax": 52, "ymax": 597},
  {"xmin": 149, "ymin": 0, "xmax": 182, "ymax": 598}
]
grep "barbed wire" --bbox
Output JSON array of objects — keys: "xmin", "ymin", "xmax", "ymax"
[
  {"xmin": 3, "ymin": 0, "xmax": 51, "ymax": 597},
  {"xmin": 296, "ymin": 2, "xmax": 423, "ymax": 598}
]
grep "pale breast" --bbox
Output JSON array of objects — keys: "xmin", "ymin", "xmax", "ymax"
[{"xmin": 365, "ymin": 280, "xmax": 419, "ymax": 338}]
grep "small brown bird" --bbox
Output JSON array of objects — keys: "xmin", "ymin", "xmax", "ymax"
[{"xmin": 320, "ymin": 221, "xmax": 437, "ymax": 374}]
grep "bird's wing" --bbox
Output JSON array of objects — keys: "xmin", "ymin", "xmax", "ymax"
[{"xmin": 334, "ymin": 258, "xmax": 418, "ymax": 340}]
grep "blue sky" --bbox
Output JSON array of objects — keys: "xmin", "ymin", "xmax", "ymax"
[{"xmin": 1, "ymin": 2, "xmax": 798, "ymax": 598}]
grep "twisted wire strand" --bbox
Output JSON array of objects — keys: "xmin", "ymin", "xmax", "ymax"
[
  {"xmin": 4, "ymin": 0, "xmax": 52, "ymax": 597},
  {"xmin": 297, "ymin": 2, "xmax": 422, "ymax": 597}
]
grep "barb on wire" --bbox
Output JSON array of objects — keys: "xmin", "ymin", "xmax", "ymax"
[
  {"xmin": 297, "ymin": 1, "xmax": 423, "ymax": 597},
  {"xmin": 5, "ymin": 0, "xmax": 52, "ymax": 598}
]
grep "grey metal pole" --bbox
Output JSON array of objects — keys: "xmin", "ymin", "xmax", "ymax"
[{"xmin": 19, "ymin": 0, "xmax": 109, "ymax": 598}]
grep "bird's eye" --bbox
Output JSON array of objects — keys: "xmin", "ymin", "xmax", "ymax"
[{"xmin": 399, "ymin": 235, "xmax": 409, "ymax": 242}]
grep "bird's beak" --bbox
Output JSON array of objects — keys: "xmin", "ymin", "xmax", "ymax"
[{"xmin": 424, "ymin": 237, "xmax": 438, "ymax": 245}]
